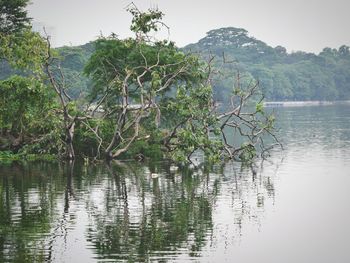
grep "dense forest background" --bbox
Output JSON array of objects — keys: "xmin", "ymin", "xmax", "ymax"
[
  {"xmin": 2, "ymin": 27, "xmax": 349, "ymax": 102},
  {"xmin": 186, "ymin": 27, "xmax": 350, "ymax": 102}
]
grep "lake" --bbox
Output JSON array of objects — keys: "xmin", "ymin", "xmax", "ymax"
[{"xmin": 1, "ymin": 104, "xmax": 350, "ymax": 262}]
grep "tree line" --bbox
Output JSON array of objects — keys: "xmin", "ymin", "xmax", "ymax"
[{"xmin": 185, "ymin": 27, "xmax": 350, "ymax": 102}]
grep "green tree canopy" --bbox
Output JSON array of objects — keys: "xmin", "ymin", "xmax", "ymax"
[
  {"xmin": 0, "ymin": 0, "xmax": 30, "ymax": 34},
  {"xmin": 81, "ymin": 6, "xmax": 279, "ymax": 163}
]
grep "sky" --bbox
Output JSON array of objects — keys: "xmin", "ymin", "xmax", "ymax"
[{"xmin": 27, "ymin": 0, "xmax": 350, "ymax": 54}]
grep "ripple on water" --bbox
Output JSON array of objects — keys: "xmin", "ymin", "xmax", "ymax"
[{"xmin": 1, "ymin": 105, "xmax": 350, "ymax": 262}]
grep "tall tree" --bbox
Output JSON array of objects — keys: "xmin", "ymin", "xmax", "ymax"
[
  {"xmin": 0, "ymin": 0, "xmax": 61, "ymax": 156},
  {"xmin": 0, "ymin": 0, "xmax": 46, "ymax": 71},
  {"xmin": 0, "ymin": 0, "xmax": 31, "ymax": 34}
]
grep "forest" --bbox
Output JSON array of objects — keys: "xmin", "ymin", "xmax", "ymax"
[
  {"xmin": 186, "ymin": 27, "xmax": 350, "ymax": 102},
  {"xmin": 2, "ymin": 27, "xmax": 349, "ymax": 104}
]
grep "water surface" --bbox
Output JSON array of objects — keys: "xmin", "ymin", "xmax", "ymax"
[{"xmin": 1, "ymin": 105, "xmax": 350, "ymax": 262}]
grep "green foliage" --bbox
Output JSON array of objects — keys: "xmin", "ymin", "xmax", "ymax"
[
  {"xmin": 1, "ymin": 0, "xmax": 47, "ymax": 72},
  {"xmin": 0, "ymin": 0, "xmax": 62, "ymax": 156},
  {"xmin": 0, "ymin": 76, "xmax": 62, "ymax": 154},
  {"xmin": 0, "ymin": 150, "xmax": 19, "ymax": 163},
  {"xmin": 83, "ymin": 27, "xmax": 222, "ymax": 161},
  {"xmin": 0, "ymin": 4, "xmax": 279, "ymax": 163},
  {"xmin": 80, "ymin": 8, "xmax": 280, "ymax": 163},
  {"xmin": 118, "ymin": 139, "xmax": 163, "ymax": 160},
  {"xmin": 0, "ymin": 41, "xmax": 94, "ymax": 97},
  {"xmin": 0, "ymin": 29, "xmax": 48, "ymax": 72},
  {"xmin": 239, "ymin": 143, "xmax": 256, "ymax": 162},
  {"xmin": 73, "ymin": 118, "xmax": 115, "ymax": 158},
  {"xmin": 256, "ymin": 101, "xmax": 264, "ymax": 113},
  {"xmin": 127, "ymin": 4, "xmax": 164, "ymax": 34},
  {"xmin": 0, "ymin": 151, "xmax": 57, "ymax": 163},
  {"xmin": 54, "ymin": 42, "xmax": 94, "ymax": 98},
  {"xmin": 4, "ymin": 26, "xmax": 350, "ymax": 103},
  {"xmin": 0, "ymin": 0, "xmax": 31, "ymax": 34},
  {"xmin": 84, "ymin": 36, "xmax": 193, "ymax": 102},
  {"xmin": 0, "ymin": 76, "xmax": 50, "ymax": 131},
  {"xmin": 185, "ymin": 27, "xmax": 350, "ymax": 101},
  {"xmin": 164, "ymin": 84, "xmax": 222, "ymax": 163},
  {"xmin": 85, "ymin": 26, "xmax": 223, "ymax": 161}
]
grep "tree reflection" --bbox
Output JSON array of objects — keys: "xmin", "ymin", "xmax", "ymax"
[
  {"xmin": 0, "ymin": 158, "xmax": 280, "ymax": 262},
  {"xmin": 85, "ymin": 160, "xmax": 278, "ymax": 262},
  {"xmin": 225, "ymin": 160, "xmax": 278, "ymax": 237},
  {"xmin": 0, "ymin": 161, "xmax": 77, "ymax": 262},
  {"xmin": 85, "ymin": 162, "xmax": 215, "ymax": 261},
  {"xmin": 0, "ymin": 162, "xmax": 61, "ymax": 262}
]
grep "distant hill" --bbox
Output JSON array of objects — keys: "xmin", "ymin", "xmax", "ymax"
[
  {"xmin": 54, "ymin": 42, "xmax": 94, "ymax": 98},
  {"xmin": 2, "ymin": 27, "xmax": 350, "ymax": 102},
  {"xmin": 185, "ymin": 27, "xmax": 350, "ymax": 102}
]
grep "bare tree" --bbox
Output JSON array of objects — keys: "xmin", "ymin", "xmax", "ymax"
[{"xmin": 43, "ymin": 35, "xmax": 87, "ymax": 160}]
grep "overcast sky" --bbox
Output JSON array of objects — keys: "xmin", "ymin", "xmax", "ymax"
[{"xmin": 27, "ymin": 0, "xmax": 350, "ymax": 53}]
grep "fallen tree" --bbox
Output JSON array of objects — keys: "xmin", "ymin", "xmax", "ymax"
[{"xmin": 82, "ymin": 4, "xmax": 281, "ymax": 163}]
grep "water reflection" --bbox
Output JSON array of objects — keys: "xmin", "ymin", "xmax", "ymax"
[
  {"xmin": 209, "ymin": 161, "xmax": 279, "ymax": 247},
  {"xmin": 0, "ymin": 162, "xmax": 64, "ymax": 262},
  {"xmin": 0, "ymin": 159, "xmax": 278, "ymax": 262},
  {"xmin": 85, "ymin": 162, "xmax": 214, "ymax": 261},
  {"xmin": 2, "ymin": 105, "xmax": 350, "ymax": 262},
  {"xmin": 276, "ymin": 104, "xmax": 350, "ymax": 149}
]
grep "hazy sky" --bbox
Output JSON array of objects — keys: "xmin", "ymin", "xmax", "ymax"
[{"xmin": 28, "ymin": 0, "xmax": 350, "ymax": 53}]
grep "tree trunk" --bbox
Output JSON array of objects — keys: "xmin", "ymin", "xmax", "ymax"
[
  {"xmin": 65, "ymin": 122, "xmax": 75, "ymax": 160},
  {"xmin": 105, "ymin": 130, "xmax": 121, "ymax": 160}
]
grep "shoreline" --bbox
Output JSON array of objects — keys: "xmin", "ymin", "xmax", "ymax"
[{"xmin": 263, "ymin": 100, "xmax": 350, "ymax": 107}]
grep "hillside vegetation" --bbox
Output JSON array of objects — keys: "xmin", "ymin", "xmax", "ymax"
[
  {"xmin": 185, "ymin": 27, "xmax": 350, "ymax": 102},
  {"xmin": 1, "ymin": 27, "xmax": 349, "ymax": 103}
]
